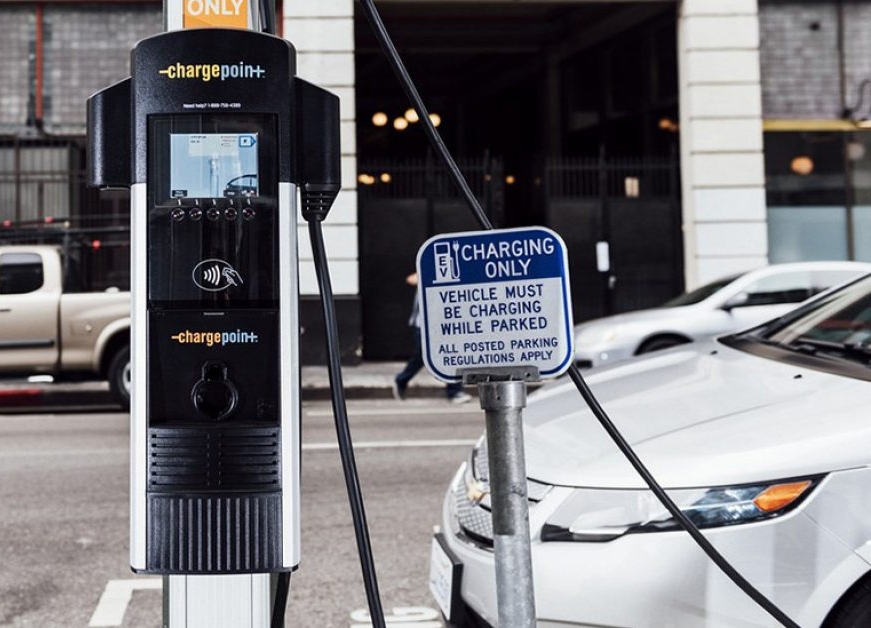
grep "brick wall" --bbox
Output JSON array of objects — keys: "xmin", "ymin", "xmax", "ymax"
[
  {"xmin": 760, "ymin": 1, "xmax": 871, "ymax": 119},
  {"xmin": 759, "ymin": 3, "xmax": 839, "ymax": 118},
  {"xmin": 0, "ymin": 7, "xmax": 35, "ymax": 134},
  {"xmin": 0, "ymin": 4, "xmax": 161, "ymax": 135},
  {"xmin": 843, "ymin": 2, "xmax": 871, "ymax": 116}
]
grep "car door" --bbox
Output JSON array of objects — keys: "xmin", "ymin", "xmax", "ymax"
[{"xmin": 0, "ymin": 252, "xmax": 60, "ymax": 370}]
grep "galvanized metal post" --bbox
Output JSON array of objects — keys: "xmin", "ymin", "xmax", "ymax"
[{"xmin": 477, "ymin": 377, "xmax": 536, "ymax": 628}]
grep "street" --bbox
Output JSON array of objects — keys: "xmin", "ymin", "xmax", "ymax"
[{"xmin": 0, "ymin": 399, "xmax": 484, "ymax": 627}]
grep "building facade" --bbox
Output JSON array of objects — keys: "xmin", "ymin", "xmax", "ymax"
[{"xmin": 0, "ymin": 0, "xmax": 867, "ymax": 361}]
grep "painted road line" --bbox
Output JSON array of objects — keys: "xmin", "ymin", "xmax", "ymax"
[
  {"xmin": 350, "ymin": 606, "xmax": 442, "ymax": 627},
  {"xmin": 304, "ymin": 405, "xmax": 480, "ymax": 418},
  {"xmin": 89, "ymin": 578, "xmax": 162, "ymax": 627},
  {"xmin": 303, "ymin": 439, "xmax": 476, "ymax": 451}
]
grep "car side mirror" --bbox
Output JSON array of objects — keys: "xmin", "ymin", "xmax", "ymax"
[{"xmin": 722, "ymin": 292, "xmax": 749, "ymax": 311}]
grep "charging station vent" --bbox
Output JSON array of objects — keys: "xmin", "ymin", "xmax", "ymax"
[
  {"xmin": 148, "ymin": 426, "xmax": 281, "ymax": 492},
  {"xmin": 146, "ymin": 493, "xmax": 283, "ymax": 573}
]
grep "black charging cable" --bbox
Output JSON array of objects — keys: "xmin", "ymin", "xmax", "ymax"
[
  {"xmin": 356, "ymin": 1, "xmax": 489, "ymax": 231},
  {"xmin": 357, "ymin": 1, "xmax": 800, "ymax": 626},
  {"xmin": 302, "ymin": 211, "xmax": 387, "ymax": 628},
  {"xmin": 270, "ymin": 572, "xmax": 291, "ymax": 628},
  {"xmin": 258, "ymin": 0, "xmax": 276, "ymax": 35}
]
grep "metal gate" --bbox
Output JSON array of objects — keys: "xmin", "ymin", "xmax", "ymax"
[
  {"xmin": 544, "ymin": 150, "xmax": 683, "ymax": 323},
  {"xmin": 358, "ymin": 150, "xmax": 682, "ymax": 360},
  {"xmin": 358, "ymin": 153, "xmax": 504, "ymax": 360}
]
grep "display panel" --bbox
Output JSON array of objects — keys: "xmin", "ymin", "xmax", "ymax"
[
  {"xmin": 146, "ymin": 114, "xmax": 279, "ymax": 309},
  {"xmin": 148, "ymin": 113, "xmax": 277, "ymax": 207},
  {"xmin": 169, "ymin": 133, "xmax": 259, "ymax": 199}
]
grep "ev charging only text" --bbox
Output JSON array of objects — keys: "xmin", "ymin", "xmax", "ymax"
[{"xmin": 427, "ymin": 234, "xmax": 565, "ymax": 369}]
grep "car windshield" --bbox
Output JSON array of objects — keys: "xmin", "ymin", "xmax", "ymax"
[
  {"xmin": 662, "ymin": 274, "xmax": 740, "ymax": 307},
  {"xmin": 726, "ymin": 274, "xmax": 871, "ymax": 374}
]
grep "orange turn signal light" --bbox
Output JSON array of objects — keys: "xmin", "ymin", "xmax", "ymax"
[{"xmin": 753, "ymin": 480, "xmax": 812, "ymax": 513}]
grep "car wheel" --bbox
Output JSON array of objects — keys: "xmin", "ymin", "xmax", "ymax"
[
  {"xmin": 108, "ymin": 345, "xmax": 131, "ymax": 410},
  {"xmin": 444, "ymin": 604, "xmax": 493, "ymax": 628},
  {"xmin": 636, "ymin": 335, "xmax": 689, "ymax": 355},
  {"xmin": 824, "ymin": 577, "xmax": 871, "ymax": 627}
]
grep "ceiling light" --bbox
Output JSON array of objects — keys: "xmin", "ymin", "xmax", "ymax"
[{"xmin": 790, "ymin": 156, "xmax": 814, "ymax": 176}]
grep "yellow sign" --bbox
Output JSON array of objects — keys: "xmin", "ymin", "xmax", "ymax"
[{"xmin": 183, "ymin": 0, "xmax": 249, "ymax": 29}]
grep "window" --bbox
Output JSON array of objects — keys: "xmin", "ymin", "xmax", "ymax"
[
  {"xmin": 0, "ymin": 253, "xmax": 44, "ymax": 295},
  {"xmin": 742, "ymin": 271, "xmax": 812, "ymax": 306}
]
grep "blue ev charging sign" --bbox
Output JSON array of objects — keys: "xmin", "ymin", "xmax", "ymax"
[{"xmin": 417, "ymin": 227, "xmax": 573, "ymax": 382}]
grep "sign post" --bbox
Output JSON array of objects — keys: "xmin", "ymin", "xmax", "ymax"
[{"xmin": 419, "ymin": 227, "xmax": 573, "ymax": 627}]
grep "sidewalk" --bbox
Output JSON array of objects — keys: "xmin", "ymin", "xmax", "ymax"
[
  {"xmin": 0, "ymin": 361, "xmax": 454, "ymax": 411},
  {"xmin": 301, "ymin": 361, "xmax": 454, "ymax": 401}
]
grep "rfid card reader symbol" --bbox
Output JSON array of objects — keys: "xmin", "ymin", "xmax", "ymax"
[{"xmin": 193, "ymin": 259, "xmax": 244, "ymax": 291}]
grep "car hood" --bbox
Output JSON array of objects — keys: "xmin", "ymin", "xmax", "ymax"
[{"xmin": 523, "ymin": 341, "xmax": 871, "ymax": 488}]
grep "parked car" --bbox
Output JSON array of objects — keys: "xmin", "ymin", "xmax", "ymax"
[
  {"xmin": 0, "ymin": 245, "xmax": 130, "ymax": 407},
  {"xmin": 432, "ymin": 271, "xmax": 871, "ymax": 627},
  {"xmin": 573, "ymin": 261, "xmax": 871, "ymax": 368}
]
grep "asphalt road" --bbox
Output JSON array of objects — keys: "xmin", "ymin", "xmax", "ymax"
[{"xmin": 0, "ymin": 399, "xmax": 485, "ymax": 628}]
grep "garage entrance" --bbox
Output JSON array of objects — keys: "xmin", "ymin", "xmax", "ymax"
[{"xmin": 355, "ymin": 1, "xmax": 682, "ymax": 360}]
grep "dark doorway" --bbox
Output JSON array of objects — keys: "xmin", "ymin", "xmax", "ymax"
[
  {"xmin": 545, "ymin": 151, "xmax": 683, "ymax": 324},
  {"xmin": 354, "ymin": 2, "xmax": 682, "ymax": 359},
  {"xmin": 358, "ymin": 154, "xmax": 504, "ymax": 360}
]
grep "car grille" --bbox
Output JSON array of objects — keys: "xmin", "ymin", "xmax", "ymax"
[{"xmin": 451, "ymin": 469, "xmax": 552, "ymax": 548}]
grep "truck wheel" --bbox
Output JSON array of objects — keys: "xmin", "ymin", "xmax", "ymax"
[{"xmin": 108, "ymin": 346, "xmax": 131, "ymax": 410}]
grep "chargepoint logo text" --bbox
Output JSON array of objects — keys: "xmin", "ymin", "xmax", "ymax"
[
  {"xmin": 159, "ymin": 61, "xmax": 266, "ymax": 82},
  {"xmin": 171, "ymin": 329, "xmax": 260, "ymax": 347}
]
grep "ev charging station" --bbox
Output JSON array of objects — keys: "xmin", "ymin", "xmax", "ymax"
[
  {"xmin": 80, "ymin": 1, "xmax": 807, "ymax": 625},
  {"xmin": 87, "ymin": 4, "xmax": 340, "ymax": 625}
]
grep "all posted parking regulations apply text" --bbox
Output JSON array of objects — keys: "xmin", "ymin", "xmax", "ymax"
[{"xmin": 416, "ymin": 227, "xmax": 574, "ymax": 383}]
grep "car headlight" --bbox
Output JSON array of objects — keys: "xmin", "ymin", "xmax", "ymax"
[
  {"xmin": 541, "ymin": 477, "xmax": 822, "ymax": 542},
  {"xmin": 575, "ymin": 324, "xmax": 620, "ymax": 347}
]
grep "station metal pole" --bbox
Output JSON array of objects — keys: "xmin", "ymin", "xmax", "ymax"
[
  {"xmin": 474, "ymin": 374, "xmax": 537, "ymax": 628},
  {"xmin": 160, "ymin": 2, "xmax": 273, "ymax": 627}
]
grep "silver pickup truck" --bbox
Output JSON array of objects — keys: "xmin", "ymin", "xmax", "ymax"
[{"xmin": 0, "ymin": 245, "xmax": 130, "ymax": 407}]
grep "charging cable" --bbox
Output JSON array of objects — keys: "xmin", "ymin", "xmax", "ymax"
[
  {"xmin": 357, "ymin": 1, "xmax": 800, "ymax": 626},
  {"xmin": 257, "ymin": 4, "xmax": 387, "ymax": 626},
  {"xmin": 270, "ymin": 572, "xmax": 291, "ymax": 628},
  {"xmin": 302, "ymin": 210, "xmax": 387, "ymax": 628}
]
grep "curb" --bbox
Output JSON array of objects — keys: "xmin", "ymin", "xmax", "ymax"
[
  {"xmin": 0, "ymin": 384, "xmax": 118, "ymax": 413},
  {"xmin": 0, "ymin": 381, "xmax": 457, "ymax": 412}
]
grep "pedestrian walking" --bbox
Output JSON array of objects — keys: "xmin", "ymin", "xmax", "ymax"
[{"xmin": 393, "ymin": 272, "xmax": 472, "ymax": 404}]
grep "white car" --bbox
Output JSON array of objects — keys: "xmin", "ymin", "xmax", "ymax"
[
  {"xmin": 574, "ymin": 261, "xmax": 871, "ymax": 368},
  {"xmin": 433, "ymin": 272, "xmax": 871, "ymax": 627}
]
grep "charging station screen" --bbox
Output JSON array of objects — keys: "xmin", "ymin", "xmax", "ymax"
[
  {"xmin": 147, "ymin": 114, "xmax": 279, "ymax": 309},
  {"xmin": 169, "ymin": 133, "xmax": 259, "ymax": 199}
]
